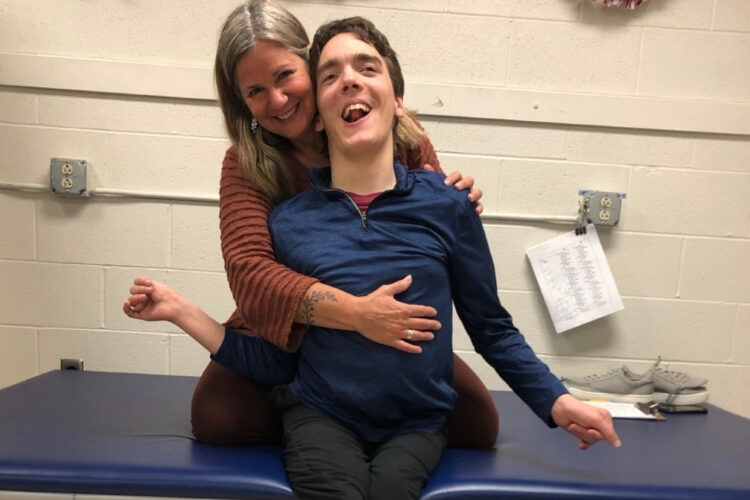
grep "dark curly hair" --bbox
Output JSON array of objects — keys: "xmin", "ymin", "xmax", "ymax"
[
  {"xmin": 308, "ymin": 16, "xmax": 405, "ymax": 98},
  {"xmin": 307, "ymin": 16, "xmax": 423, "ymax": 153}
]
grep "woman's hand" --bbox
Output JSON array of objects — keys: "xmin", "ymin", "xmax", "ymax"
[
  {"xmin": 351, "ymin": 275, "xmax": 440, "ymax": 354},
  {"xmin": 424, "ymin": 164, "xmax": 484, "ymax": 214}
]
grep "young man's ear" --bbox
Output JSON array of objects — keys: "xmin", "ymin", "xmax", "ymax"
[
  {"xmin": 314, "ymin": 113, "xmax": 325, "ymax": 132},
  {"xmin": 395, "ymin": 97, "xmax": 406, "ymax": 118}
]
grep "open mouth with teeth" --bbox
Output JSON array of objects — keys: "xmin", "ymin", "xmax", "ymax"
[
  {"xmin": 276, "ymin": 104, "xmax": 297, "ymax": 121},
  {"xmin": 342, "ymin": 103, "xmax": 371, "ymax": 123}
]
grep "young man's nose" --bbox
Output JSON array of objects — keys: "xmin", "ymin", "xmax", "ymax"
[{"xmin": 340, "ymin": 66, "xmax": 362, "ymax": 92}]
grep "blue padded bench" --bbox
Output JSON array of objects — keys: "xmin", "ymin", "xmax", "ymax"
[{"xmin": 1, "ymin": 370, "xmax": 748, "ymax": 499}]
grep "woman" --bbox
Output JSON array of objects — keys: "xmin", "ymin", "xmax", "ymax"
[{"xmin": 192, "ymin": 0, "xmax": 497, "ymax": 449}]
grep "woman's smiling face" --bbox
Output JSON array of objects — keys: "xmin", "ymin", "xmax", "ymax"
[{"xmin": 234, "ymin": 39, "xmax": 317, "ymax": 141}]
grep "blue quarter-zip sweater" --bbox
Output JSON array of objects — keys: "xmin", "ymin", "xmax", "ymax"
[{"xmin": 213, "ymin": 162, "xmax": 567, "ymax": 442}]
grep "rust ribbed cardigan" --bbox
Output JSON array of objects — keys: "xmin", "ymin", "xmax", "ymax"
[{"xmin": 220, "ymin": 138, "xmax": 441, "ymax": 352}]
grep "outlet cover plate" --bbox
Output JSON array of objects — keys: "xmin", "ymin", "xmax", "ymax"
[
  {"xmin": 580, "ymin": 190, "xmax": 625, "ymax": 226},
  {"xmin": 50, "ymin": 158, "xmax": 88, "ymax": 196}
]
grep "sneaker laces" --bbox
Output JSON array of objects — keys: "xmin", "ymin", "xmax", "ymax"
[
  {"xmin": 651, "ymin": 356, "xmax": 697, "ymax": 385},
  {"xmin": 580, "ymin": 367, "xmax": 622, "ymax": 382},
  {"xmin": 655, "ymin": 369, "xmax": 693, "ymax": 385}
]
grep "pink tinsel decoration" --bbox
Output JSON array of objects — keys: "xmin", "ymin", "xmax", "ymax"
[{"xmin": 588, "ymin": 0, "xmax": 648, "ymax": 9}]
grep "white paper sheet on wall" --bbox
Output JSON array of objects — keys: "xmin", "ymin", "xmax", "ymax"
[{"xmin": 526, "ymin": 224, "xmax": 623, "ymax": 333}]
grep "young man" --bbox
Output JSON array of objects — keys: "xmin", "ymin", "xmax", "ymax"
[{"xmin": 125, "ymin": 17, "xmax": 619, "ymax": 500}]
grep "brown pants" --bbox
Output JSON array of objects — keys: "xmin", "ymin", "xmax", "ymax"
[{"xmin": 191, "ymin": 353, "xmax": 499, "ymax": 449}]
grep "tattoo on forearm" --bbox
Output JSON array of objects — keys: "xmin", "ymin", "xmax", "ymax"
[{"xmin": 302, "ymin": 291, "xmax": 338, "ymax": 325}]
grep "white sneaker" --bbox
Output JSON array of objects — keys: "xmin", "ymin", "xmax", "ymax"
[
  {"xmin": 624, "ymin": 357, "xmax": 709, "ymax": 405},
  {"xmin": 561, "ymin": 367, "xmax": 656, "ymax": 403}
]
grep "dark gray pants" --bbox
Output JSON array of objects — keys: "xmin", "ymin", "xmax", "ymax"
[{"xmin": 272, "ymin": 387, "xmax": 447, "ymax": 500}]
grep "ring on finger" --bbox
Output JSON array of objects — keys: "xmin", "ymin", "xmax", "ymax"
[{"xmin": 406, "ymin": 329, "xmax": 414, "ymax": 340}]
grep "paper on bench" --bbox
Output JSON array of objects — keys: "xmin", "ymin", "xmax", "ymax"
[
  {"xmin": 584, "ymin": 401, "xmax": 664, "ymax": 420},
  {"xmin": 526, "ymin": 224, "xmax": 623, "ymax": 333}
]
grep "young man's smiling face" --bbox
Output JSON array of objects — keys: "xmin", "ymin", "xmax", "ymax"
[{"xmin": 314, "ymin": 32, "xmax": 405, "ymax": 158}]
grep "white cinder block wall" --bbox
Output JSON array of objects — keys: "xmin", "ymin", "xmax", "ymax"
[{"xmin": 1, "ymin": 0, "xmax": 749, "ymax": 420}]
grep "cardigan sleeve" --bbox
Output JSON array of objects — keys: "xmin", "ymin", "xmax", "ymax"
[{"xmin": 219, "ymin": 146, "xmax": 318, "ymax": 352}]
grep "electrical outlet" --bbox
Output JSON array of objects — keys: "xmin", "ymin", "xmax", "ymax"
[
  {"xmin": 60, "ymin": 358, "xmax": 84, "ymax": 370},
  {"xmin": 50, "ymin": 158, "xmax": 88, "ymax": 196},
  {"xmin": 579, "ymin": 190, "xmax": 625, "ymax": 226}
]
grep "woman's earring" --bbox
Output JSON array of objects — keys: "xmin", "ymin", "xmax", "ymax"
[{"xmin": 251, "ymin": 118, "xmax": 258, "ymax": 133}]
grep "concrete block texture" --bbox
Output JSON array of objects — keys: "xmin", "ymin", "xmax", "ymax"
[
  {"xmin": 596, "ymin": 231, "xmax": 682, "ymax": 298},
  {"xmin": 639, "ymin": 29, "xmax": 750, "ymax": 101},
  {"xmin": 735, "ymin": 305, "xmax": 750, "ymax": 363},
  {"xmin": 0, "ymin": 0, "xmax": 110, "ymax": 58},
  {"xmin": 431, "ymin": 120, "xmax": 567, "ymax": 159},
  {"xmin": 499, "ymin": 292, "xmax": 735, "ymax": 363},
  {"xmin": 171, "ymin": 205, "xmax": 224, "ymax": 272},
  {"xmin": 0, "ymin": 89, "xmax": 37, "ymax": 124},
  {"xmin": 0, "ymin": 125, "xmax": 107, "ymax": 186},
  {"xmin": 693, "ymin": 135, "xmax": 750, "ymax": 173},
  {"xmin": 497, "ymin": 158, "xmax": 629, "ymax": 216},
  {"xmin": 170, "ymin": 334, "xmax": 212, "ymax": 376},
  {"xmin": 485, "ymin": 225, "xmax": 562, "ymax": 292},
  {"xmin": 288, "ymin": 5, "xmax": 512, "ymax": 87},
  {"xmin": 508, "ymin": 20, "xmax": 641, "ymax": 94},
  {"xmin": 0, "ymin": 261, "xmax": 102, "ymax": 329},
  {"xmin": 37, "ymin": 198, "xmax": 171, "ymax": 267},
  {"xmin": 713, "ymin": 0, "xmax": 750, "ymax": 33},
  {"xmin": 0, "ymin": 123, "xmax": 227, "ymax": 196},
  {"xmin": 103, "ymin": 133, "xmax": 227, "ymax": 196},
  {"xmin": 101, "ymin": 1, "xmax": 229, "ymax": 66},
  {"xmin": 566, "ymin": 128, "xmax": 694, "ymax": 168},
  {"xmin": 296, "ymin": 0, "xmax": 580, "ymax": 21},
  {"xmin": 38, "ymin": 329, "xmax": 170, "ymax": 375},
  {"xmin": 625, "ymin": 167, "xmax": 750, "ymax": 237},
  {"xmin": 38, "ymin": 93, "xmax": 226, "ymax": 138},
  {"xmin": 485, "ymin": 225, "xmax": 683, "ymax": 298},
  {"xmin": 0, "ymin": 194, "xmax": 35, "ymax": 260},
  {"xmin": 681, "ymin": 238, "xmax": 750, "ymax": 302},
  {"xmin": 0, "ymin": 327, "xmax": 38, "ymax": 388}
]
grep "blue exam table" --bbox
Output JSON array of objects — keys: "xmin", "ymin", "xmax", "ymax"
[{"xmin": 0, "ymin": 370, "xmax": 748, "ymax": 499}]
